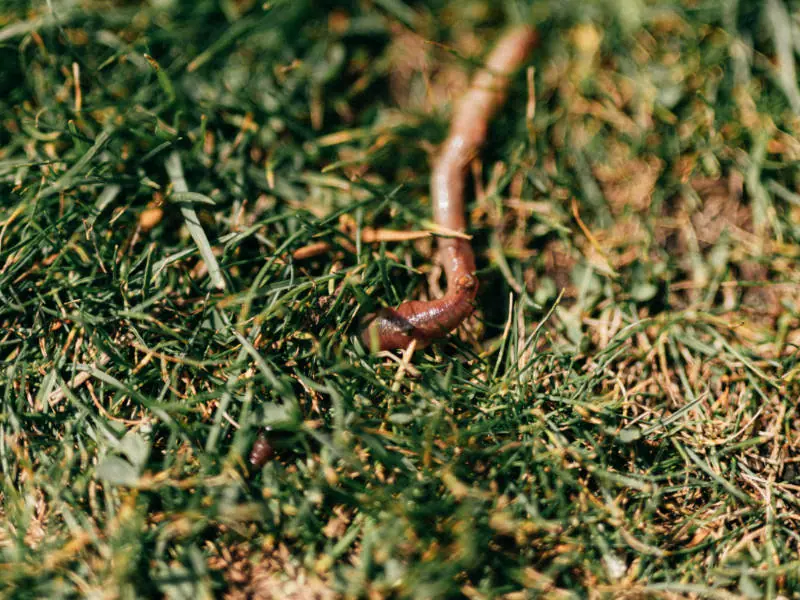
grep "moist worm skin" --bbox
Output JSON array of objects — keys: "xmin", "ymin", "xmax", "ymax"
[
  {"xmin": 362, "ymin": 25, "xmax": 538, "ymax": 352},
  {"xmin": 249, "ymin": 435, "xmax": 274, "ymax": 469}
]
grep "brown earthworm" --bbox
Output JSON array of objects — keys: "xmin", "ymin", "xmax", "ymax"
[
  {"xmin": 361, "ymin": 25, "xmax": 538, "ymax": 351},
  {"xmin": 249, "ymin": 433, "xmax": 274, "ymax": 469}
]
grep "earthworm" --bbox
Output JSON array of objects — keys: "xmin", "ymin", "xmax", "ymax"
[
  {"xmin": 249, "ymin": 434, "xmax": 274, "ymax": 469},
  {"xmin": 361, "ymin": 25, "xmax": 538, "ymax": 351}
]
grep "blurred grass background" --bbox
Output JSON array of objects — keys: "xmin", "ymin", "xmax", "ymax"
[{"xmin": 1, "ymin": 0, "xmax": 799, "ymax": 598}]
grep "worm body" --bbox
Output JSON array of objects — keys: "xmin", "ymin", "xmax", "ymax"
[
  {"xmin": 362, "ymin": 25, "xmax": 538, "ymax": 351},
  {"xmin": 249, "ymin": 434, "xmax": 274, "ymax": 469}
]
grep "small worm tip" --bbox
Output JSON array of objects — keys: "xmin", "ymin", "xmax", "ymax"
[
  {"xmin": 249, "ymin": 436, "xmax": 274, "ymax": 468},
  {"xmin": 360, "ymin": 307, "xmax": 419, "ymax": 352}
]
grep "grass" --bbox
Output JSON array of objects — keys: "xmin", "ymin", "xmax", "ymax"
[{"xmin": 1, "ymin": 0, "xmax": 799, "ymax": 598}]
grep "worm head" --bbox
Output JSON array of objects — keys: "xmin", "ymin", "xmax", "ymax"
[{"xmin": 360, "ymin": 307, "xmax": 417, "ymax": 352}]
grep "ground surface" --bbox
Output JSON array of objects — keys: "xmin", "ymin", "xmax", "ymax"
[{"xmin": 1, "ymin": 0, "xmax": 799, "ymax": 598}]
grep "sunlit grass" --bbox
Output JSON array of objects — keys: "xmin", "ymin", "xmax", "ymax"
[{"xmin": 1, "ymin": 0, "xmax": 798, "ymax": 597}]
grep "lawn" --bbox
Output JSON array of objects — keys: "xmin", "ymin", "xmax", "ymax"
[{"xmin": 1, "ymin": 0, "xmax": 798, "ymax": 598}]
